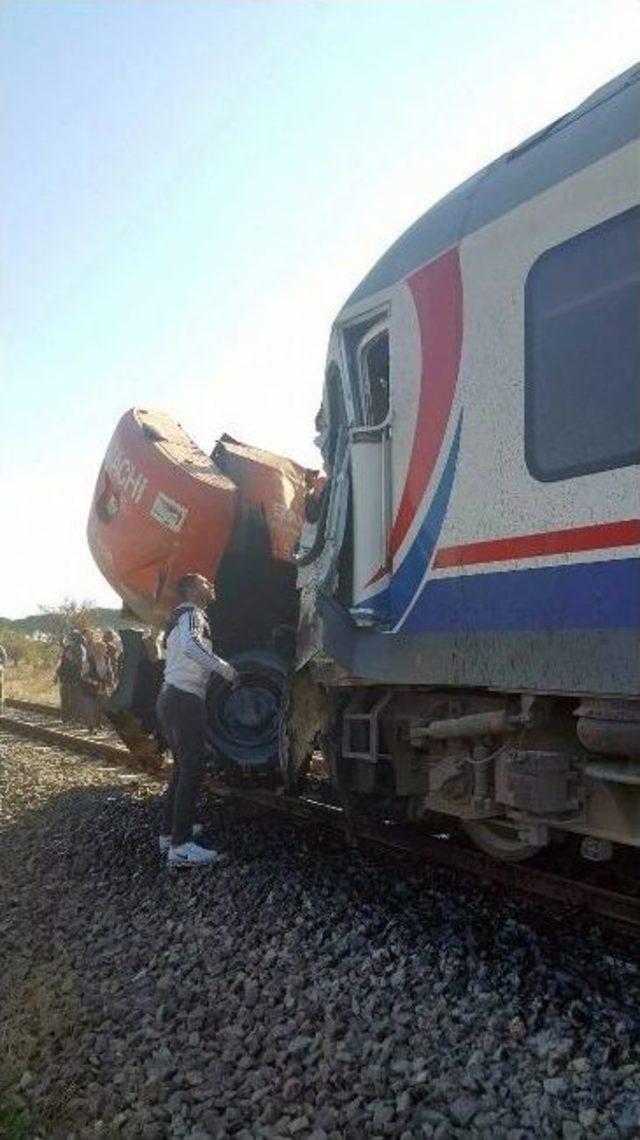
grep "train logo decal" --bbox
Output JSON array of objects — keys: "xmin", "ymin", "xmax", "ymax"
[{"xmin": 150, "ymin": 492, "xmax": 188, "ymax": 534}]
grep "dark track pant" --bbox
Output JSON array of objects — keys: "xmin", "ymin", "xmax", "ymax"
[
  {"xmin": 59, "ymin": 681, "xmax": 80, "ymax": 723},
  {"xmin": 156, "ymin": 684, "xmax": 206, "ymax": 846}
]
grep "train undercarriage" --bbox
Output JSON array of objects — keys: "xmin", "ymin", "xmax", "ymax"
[
  {"xmin": 108, "ymin": 622, "xmax": 640, "ymax": 864},
  {"xmin": 276, "ymin": 665, "xmax": 640, "ymax": 862}
]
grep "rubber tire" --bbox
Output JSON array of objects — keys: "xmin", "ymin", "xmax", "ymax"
[{"xmin": 205, "ymin": 649, "xmax": 287, "ymax": 775}]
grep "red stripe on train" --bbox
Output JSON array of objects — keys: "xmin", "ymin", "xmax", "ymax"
[
  {"xmin": 433, "ymin": 520, "xmax": 640, "ymax": 569},
  {"xmin": 365, "ymin": 248, "xmax": 463, "ymax": 589},
  {"xmin": 387, "ymin": 248, "xmax": 463, "ymax": 561}
]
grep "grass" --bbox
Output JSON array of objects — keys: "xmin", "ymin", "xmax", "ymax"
[
  {"xmin": 0, "ymin": 956, "xmax": 76, "ymax": 1140},
  {"xmin": 1, "ymin": 960, "xmax": 78, "ymax": 1078},
  {"xmin": 3, "ymin": 663, "xmax": 58, "ymax": 706},
  {"xmin": 0, "ymin": 1100, "xmax": 31, "ymax": 1140}
]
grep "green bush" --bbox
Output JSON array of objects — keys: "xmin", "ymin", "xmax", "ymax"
[{"xmin": 0, "ymin": 627, "xmax": 57, "ymax": 670}]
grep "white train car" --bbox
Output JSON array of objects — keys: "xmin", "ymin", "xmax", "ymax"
[{"xmin": 290, "ymin": 66, "xmax": 640, "ymax": 859}]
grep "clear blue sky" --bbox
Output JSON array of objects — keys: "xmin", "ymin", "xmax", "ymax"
[{"xmin": 1, "ymin": 0, "xmax": 638, "ymax": 617}]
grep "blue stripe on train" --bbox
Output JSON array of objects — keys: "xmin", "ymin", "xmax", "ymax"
[{"xmin": 401, "ymin": 556, "xmax": 640, "ymax": 632}]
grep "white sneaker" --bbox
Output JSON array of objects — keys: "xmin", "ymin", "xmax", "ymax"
[
  {"xmin": 167, "ymin": 841, "xmax": 226, "ymax": 868},
  {"xmin": 159, "ymin": 823, "xmax": 203, "ymax": 854}
]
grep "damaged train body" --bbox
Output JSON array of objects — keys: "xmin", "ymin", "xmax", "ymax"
[
  {"xmin": 88, "ymin": 407, "xmax": 315, "ymax": 769},
  {"xmin": 88, "ymin": 66, "xmax": 640, "ymax": 860}
]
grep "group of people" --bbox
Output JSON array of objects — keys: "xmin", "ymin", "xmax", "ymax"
[
  {"xmin": 56, "ymin": 627, "xmax": 123, "ymax": 731},
  {"xmin": 53, "ymin": 577, "xmax": 239, "ymax": 871}
]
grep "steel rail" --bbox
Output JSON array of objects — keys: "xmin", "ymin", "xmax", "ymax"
[
  {"xmin": 2, "ymin": 710, "xmax": 639, "ymax": 931},
  {"xmin": 5, "ymin": 697, "xmax": 59, "ymax": 717},
  {"xmin": 233, "ymin": 788, "xmax": 640, "ymax": 930},
  {"xmin": 0, "ymin": 709, "xmax": 129, "ymax": 763}
]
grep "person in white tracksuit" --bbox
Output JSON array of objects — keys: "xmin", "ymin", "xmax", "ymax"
[{"xmin": 156, "ymin": 573, "xmax": 239, "ymax": 868}]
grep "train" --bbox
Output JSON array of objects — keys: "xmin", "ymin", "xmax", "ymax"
[{"xmin": 88, "ymin": 65, "xmax": 640, "ymax": 861}]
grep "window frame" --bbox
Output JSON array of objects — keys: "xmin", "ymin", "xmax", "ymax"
[
  {"xmin": 356, "ymin": 320, "xmax": 391, "ymax": 429},
  {"xmin": 339, "ymin": 307, "xmax": 390, "ymax": 428},
  {"xmin": 524, "ymin": 206, "xmax": 640, "ymax": 483}
]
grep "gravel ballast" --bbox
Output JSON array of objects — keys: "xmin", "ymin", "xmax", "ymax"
[{"xmin": 1, "ymin": 730, "xmax": 639, "ymax": 1139}]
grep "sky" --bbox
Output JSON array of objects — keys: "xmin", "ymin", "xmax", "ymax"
[{"xmin": 1, "ymin": 0, "xmax": 638, "ymax": 618}]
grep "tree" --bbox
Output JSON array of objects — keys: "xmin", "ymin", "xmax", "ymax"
[
  {"xmin": 0, "ymin": 623, "xmax": 57, "ymax": 669},
  {"xmin": 37, "ymin": 597, "xmax": 97, "ymax": 644}
]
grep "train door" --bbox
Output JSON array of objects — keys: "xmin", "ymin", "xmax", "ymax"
[{"xmin": 346, "ymin": 318, "xmax": 392, "ymax": 623}]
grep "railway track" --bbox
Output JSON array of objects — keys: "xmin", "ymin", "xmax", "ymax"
[
  {"xmin": 1, "ymin": 698, "xmax": 130, "ymax": 763},
  {"xmin": 2, "ymin": 698, "xmax": 640, "ymax": 932}
]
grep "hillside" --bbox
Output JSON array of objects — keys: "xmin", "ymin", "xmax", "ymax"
[{"xmin": 0, "ymin": 608, "xmax": 123, "ymax": 637}]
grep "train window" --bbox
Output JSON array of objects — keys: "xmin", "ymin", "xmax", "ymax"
[
  {"xmin": 525, "ymin": 206, "xmax": 640, "ymax": 481},
  {"xmin": 359, "ymin": 327, "xmax": 390, "ymax": 426}
]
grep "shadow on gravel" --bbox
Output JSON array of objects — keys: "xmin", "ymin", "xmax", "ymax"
[
  {"xmin": 1, "ymin": 780, "xmax": 640, "ymax": 1138},
  {"xmin": 0, "ymin": 781, "xmax": 164, "ymax": 1135}
]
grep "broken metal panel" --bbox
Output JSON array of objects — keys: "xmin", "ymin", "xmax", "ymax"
[
  {"xmin": 213, "ymin": 434, "xmax": 315, "ymax": 564},
  {"xmin": 87, "ymin": 408, "xmax": 238, "ymax": 625}
]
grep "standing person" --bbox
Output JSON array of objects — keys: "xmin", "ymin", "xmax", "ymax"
[
  {"xmin": 133, "ymin": 628, "xmax": 164, "ymax": 741},
  {"xmin": 0, "ymin": 643, "xmax": 7, "ymax": 714},
  {"xmin": 103, "ymin": 628, "xmax": 123, "ymax": 685},
  {"xmin": 141, "ymin": 627, "xmax": 162, "ymax": 663},
  {"xmin": 91, "ymin": 635, "xmax": 115, "ymax": 727},
  {"xmin": 55, "ymin": 631, "xmax": 86, "ymax": 723},
  {"xmin": 80, "ymin": 630, "xmax": 106, "ymax": 732},
  {"xmin": 156, "ymin": 573, "xmax": 239, "ymax": 868}
]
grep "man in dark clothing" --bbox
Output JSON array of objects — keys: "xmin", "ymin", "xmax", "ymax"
[
  {"xmin": 55, "ymin": 631, "xmax": 87, "ymax": 723},
  {"xmin": 156, "ymin": 573, "xmax": 239, "ymax": 868},
  {"xmin": 103, "ymin": 628, "xmax": 123, "ymax": 684},
  {"xmin": 0, "ymin": 643, "xmax": 6, "ymax": 713}
]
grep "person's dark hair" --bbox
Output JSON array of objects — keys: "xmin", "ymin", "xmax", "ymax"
[{"xmin": 176, "ymin": 573, "xmax": 213, "ymax": 601}]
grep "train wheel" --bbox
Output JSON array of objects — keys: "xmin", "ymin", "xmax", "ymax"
[
  {"xmin": 463, "ymin": 818, "xmax": 543, "ymax": 862},
  {"xmin": 206, "ymin": 649, "xmax": 287, "ymax": 775}
]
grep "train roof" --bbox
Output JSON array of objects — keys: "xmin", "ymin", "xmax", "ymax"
[{"xmin": 344, "ymin": 64, "xmax": 640, "ymax": 309}]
